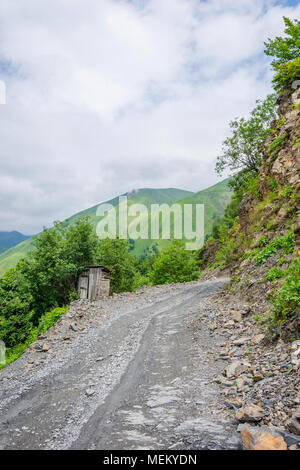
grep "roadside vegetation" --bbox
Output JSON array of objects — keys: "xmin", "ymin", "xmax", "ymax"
[{"xmin": 203, "ymin": 16, "xmax": 300, "ymax": 330}]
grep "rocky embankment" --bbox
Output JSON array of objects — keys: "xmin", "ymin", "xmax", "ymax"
[{"xmin": 195, "ymin": 287, "xmax": 300, "ymax": 450}]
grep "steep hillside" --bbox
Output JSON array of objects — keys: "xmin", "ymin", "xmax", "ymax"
[
  {"xmin": 201, "ymin": 87, "xmax": 299, "ymax": 338},
  {"xmin": 0, "ymin": 183, "xmax": 231, "ymax": 276},
  {"xmin": 0, "ymin": 231, "xmax": 31, "ymax": 254}
]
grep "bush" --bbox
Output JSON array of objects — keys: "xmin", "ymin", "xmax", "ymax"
[
  {"xmin": 266, "ymin": 133, "xmax": 288, "ymax": 160},
  {"xmin": 0, "ymin": 217, "xmax": 99, "ymax": 351},
  {"xmin": 255, "ymin": 231, "xmax": 295, "ymax": 264},
  {"xmin": 97, "ymin": 238, "xmax": 137, "ymax": 293},
  {"xmin": 150, "ymin": 240, "xmax": 199, "ymax": 285},
  {"xmin": 0, "ymin": 268, "xmax": 34, "ymax": 347},
  {"xmin": 265, "ymin": 266, "xmax": 285, "ymax": 281},
  {"xmin": 273, "ymin": 259, "xmax": 300, "ymax": 321},
  {"xmin": 37, "ymin": 307, "xmax": 68, "ymax": 335},
  {"xmin": 272, "ymin": 58, "xmax": 300, "ymax": 92}
]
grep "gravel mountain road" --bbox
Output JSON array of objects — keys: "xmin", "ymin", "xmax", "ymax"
[{"xmin": 0, "ymin": 279, "xmax": 241, "ymax": 450}]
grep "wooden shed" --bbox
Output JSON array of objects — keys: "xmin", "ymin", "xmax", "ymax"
[{"xmin": 78, "ymin": 265, "xmax": 111, "ymax": 300}]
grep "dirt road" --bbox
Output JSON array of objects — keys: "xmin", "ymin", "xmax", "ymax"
[{"xmin": 0, "ymin": 280, "xmax": 241, "ymax": 450}]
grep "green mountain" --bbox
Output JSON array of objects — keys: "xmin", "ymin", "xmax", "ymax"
[
  {"xmin": 127, "ymin": 179, "xmax": 232, "ymax": 256},
  {"xmin": 0, "ymin": 231, "xmax": 31, "ymax": 254},
  {"xmin": 0, "ymin": 183, "xmax": 232, "ymax": 277}
]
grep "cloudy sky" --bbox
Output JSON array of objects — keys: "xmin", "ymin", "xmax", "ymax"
[{"xmin": 0, "ymin": 0, "xmax": 299, "ymax": 234}]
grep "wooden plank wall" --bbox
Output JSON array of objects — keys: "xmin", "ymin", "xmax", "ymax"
[
  {"xmin": 78, "ymin": 267, "xmax": 110, "ymax": 300},
  {"xmin": 78, "ymin": 270, "xmax": 89, "ymax": 299},
  {"xmin": 88, "ymin": 267, "xmax": 102, "ymax": 300}
]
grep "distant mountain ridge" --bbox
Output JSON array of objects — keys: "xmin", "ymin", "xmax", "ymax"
[
  {"xmin": 0, "ymin": 231, "xmax": 31, "ymax": 254},
  {"xmin": 0, "ymin": 182, "xmax": 232, "ymax": 276}
]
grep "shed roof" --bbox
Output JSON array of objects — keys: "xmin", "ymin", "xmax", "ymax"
[{"xmin": 86, "ymin": 265, "xmax": 112, "ymax": 273}]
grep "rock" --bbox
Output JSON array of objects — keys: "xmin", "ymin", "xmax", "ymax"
[
  {"xmin": 293, "ymin": 391, "xmax": 300, "ymax": 405},
  {"xmin": 240, "ymin": 425, "xmax": 287, "ymax": 450},
  {"xmin": 291, "ymin": 340, "xmax": 300, "ymax": 351},
  {"xmin": 224, "ymin": 320, "xmax": 235, "ymax": 328},
  {"xmin": 250, "ymin": 334, "xmax": 265, "ymax": 345},
  {"xmin": 287, "ymin": 412, "xmax": 300, "ymax": 435},
  {"xmin": 234, "ymin": 349, "xmax": 243, "ymax": 358},
  {"xmin": 236, "ymin": 376, "xmax": 252, "ymax": 392},
  {"xmin": 291, "ymin": 348, "xmax": 300, "ymax": 367},
  {"xmin": 271, "ymin": 426, "xmax": 300, "ymax": 447},
  {"xmin": 225, "ymin": 361, "xmax": 250, "ymax": 378},
  {"xmin": 42, "ymin": 343, "xmax": 49, "ymax": 352},
  {"xmin": 70, "ymin": 322, "xmax": 78, "ymax": 332},
  {"xmin": 231, "ymin": 311, "xmax": 242, "ymax": 322},
  {"xmin": 215, "ymin": 375, "xmax": 235, "ymax": 387},
  {"xmin": 254, "ymin": 434, "xmax": 287, "ymax": 450},
  {"xmin": 242, "ymin": 306, "xmax": 251, "ymax": 316},
  {"xmin": 253, "ymin": 373, "xmax": 264, "ymax": 382},
  {"xmin": 236, "ymin": 404, "xmax": 265, "ymax": 423},
  {"xmin": 85, "ymin": 388, "xmax": 95, "ymax": 397},
  {"xmin": 227, "ymin": 397, "xmax": 243, "ymax": 409},
  {"xmin": 63, "ymin": 336, "xmax": 71, "ymax": 341},
  {"xmin": 233, "ymin": 337, "xmax": 251, "ymax": 346}
]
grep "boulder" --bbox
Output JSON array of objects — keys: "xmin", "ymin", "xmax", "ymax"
[
  {"xmin": 240, "ymin": 424, "xmax": 287, "ymax": 450},
  {"xmin": 236, "ymin": 404, "xmax": 265, "ymax": 423}
]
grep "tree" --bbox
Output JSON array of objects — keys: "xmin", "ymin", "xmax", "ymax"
[
  {"xmin": 264, "ymin": 17, "xmax": 300, "ymax": 67},
  {"xmin": 150, "ymin": 240, "xmax": 199, "ymax": 285},
  {"xmin": 21, "ymin": 218, "xmax": 99, "ymax": 314},
  {"xmin": 264, "ymin": 17, "xmax": 300, "ymax": 92},
  {"xmin": 0, "ymin": 217, "xmax": 100, "ymax": 349},
  {"xmin": 215, "ymin": 94, "xmax": 277, "ymax": 177},
  {"xmin": 97, "ymin": 238, "xmax": 137, "ymax": 293},
  {"xmin": 0, "ymin": 267, "xmax": 34, "ymax": 347}
]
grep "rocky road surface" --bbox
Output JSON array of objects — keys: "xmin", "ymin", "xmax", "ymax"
[{"xmin": 0, "ymin": 279, "xmax": 241, "ymax": 450}]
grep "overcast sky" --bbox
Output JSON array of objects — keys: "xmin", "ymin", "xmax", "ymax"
[{"xmin": 0, "ymin": 0, "xmax": 299, "ymax": 234}]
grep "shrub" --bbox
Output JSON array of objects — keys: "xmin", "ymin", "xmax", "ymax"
[
  {"xmin": 265, "ymin": 266, "xmax": 285, "ymax": 281},
  {"xmin": 0, "ymin": 217, "xmax": 99, "ymax": 351},
  {"xmin": 97, "ymin": 238, "xmax": 137, "ymax": 293},
  {"xmin": 257, "ymin": 236, "xmax": 268, "ymax": 247},
  {"xmin": 255, "ymin": 231, "xmax": 295, "ymax": 264},
  {"xmin": 150, "ymin": 240, "xmax": 199, "ymax": 285},
  {"xmin": 273, "ymin": 259, "xmax": 300, "ymax": 321},
  {"xmin": 266, "ymin": 133, "xmax": 288, "ymax": 160},
  {"xmin": 38, "ymin": 307, "xmax": 68, "ymax": 335},
  {"xmin": 272, "ymin": 58, "xmax": 300, "ymax": 92}
]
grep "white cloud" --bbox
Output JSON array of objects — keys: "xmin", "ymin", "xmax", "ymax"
[{"xmin": 0, "ymin": 0, "xmax": 299, "ymax": 233}]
